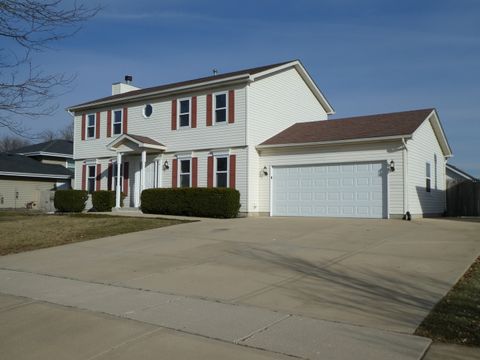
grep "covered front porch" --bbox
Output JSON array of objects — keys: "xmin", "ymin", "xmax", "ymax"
[{"xmin": 107, "ymin": 134, "xmax": 166, "ymax": 208}]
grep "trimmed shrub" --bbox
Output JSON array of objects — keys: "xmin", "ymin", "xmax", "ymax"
[
  {"xmin": 54, "ymin": 190, "xmax": 88, "ymax": 213},
  {"xmin": 141, "ymin": 188, "xmax": 241, "ymax": 218},
  {"xmin": 92, "ymin": 190, "xmax": 115, "ymax": 212}
]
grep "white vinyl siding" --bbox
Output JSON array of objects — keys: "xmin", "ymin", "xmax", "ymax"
[
  {"xmin": 258, "ymin": 141, "xmax": 404, "ymax": 216},
  {"xmin": 246, "ymin": 67, "xmax": 329, "ymax": 213},
  {"xmin": 406, "ymin": 119, "xmax": 446, "ymax": 215}
]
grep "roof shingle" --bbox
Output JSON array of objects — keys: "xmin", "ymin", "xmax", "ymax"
[
  {"xmin": 0, "ymin": 153, "xmax": 73, "ymax": 177},
  {"xmin": 15, "ymin": 139, "xmax": 73, "ymax": 155},
  {"xmin": 260, "ymin": 109, "xmax": 434, "ymax": 146}
]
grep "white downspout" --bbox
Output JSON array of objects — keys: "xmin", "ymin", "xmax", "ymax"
[{"xmin": 402, "ymin": 138, "xmax": 409, "ymax": 215}]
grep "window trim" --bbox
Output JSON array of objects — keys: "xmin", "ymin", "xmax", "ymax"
[
  {"xmin": 143, "ymin": 104, "xmax": 153, "ymax": 119},
  {"xmin": 426, "ymin": 162, "xmax": 431, "ymax": 193},
  {"xmin": 86, "ymin": 113, "xmax": 96, "ymax": 139},
  {"xmin": 112, "ymin": 109, "xmax": 123, "ymax": 136},
  {"xmin": 87, "ymin": 164, "xmax": 96, "ymax": 193},
  {"xmin": 213, "ymin": 91, "xmax": 228, "ymax": 125},
  {"xmin": 177, "ymin": 97, "xmax": 191, "ymax": 128},
  {"xmin": 214, "ymin": 155, "xmax": 229, "ymax": 188},
  {"xmin": 434, "ymin": 154, "xmax": 438, "ymax": 190},
  {"xmin": 178, "ymin": 157, "xmax": 192, "ymax": 188}
]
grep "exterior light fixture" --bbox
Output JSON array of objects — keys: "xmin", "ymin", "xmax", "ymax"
[
  {"xmin": 163, "ymin": 160, "xmax": 169, "ymax": 170},
  {"xmin": 262, "ymin": 166, "xmax": 268, "ymax": 176},
  {"xmin": 389, "ymin": 160, "xmax": 395, "ymax": 172}
]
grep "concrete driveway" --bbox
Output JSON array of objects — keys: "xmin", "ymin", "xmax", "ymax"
[{"xmin": 1, "ymin": 217, "xmax": 480, "ymax": 359}]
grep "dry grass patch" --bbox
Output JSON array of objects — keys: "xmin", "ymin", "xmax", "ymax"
[{"xmin": 0, "ymin": 211, "xmax": 187, "ymax": 256}]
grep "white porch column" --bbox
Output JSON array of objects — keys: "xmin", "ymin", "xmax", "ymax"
[
  {"xmin": 115, "ymin": 152, "xmax": 122, "ymax": 208},
  {"xmin": 141, "ymin": 150, "xmax": 146, "ymax": 194}
]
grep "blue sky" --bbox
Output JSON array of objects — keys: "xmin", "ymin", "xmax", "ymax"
[{"xmin": 4, "ymin": 0, "xmax": 480, "ymax": 176}]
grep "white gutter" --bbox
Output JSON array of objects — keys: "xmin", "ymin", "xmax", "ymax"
[
  {"xmin": 68, "ymin": 74, "xmax": 252, "ymax": 112},
  {"xmin": 0, "ymin": 171, "xmax": 72, "ymax": 179},
  {"xmin": 18, "ymin": 151, "xmax": 73, "ymax": 159},
  {"xmin": 402, "ymin": 137, "xmax": 409, "ymax": 215},
  {"xmin": 256, "ymin": 135, "xmax": 412, "ymax": 150}
]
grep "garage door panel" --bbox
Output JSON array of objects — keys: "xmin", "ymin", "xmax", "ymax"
[{"xmin": 272, "ymin": 162, "xmax": 387, "ymax": 218}]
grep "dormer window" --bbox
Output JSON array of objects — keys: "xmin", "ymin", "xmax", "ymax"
[
  {"xmin": 113, "ymin": 109, "xmax": 123, "ymax": 135},
  {"xmin": 87, "ymin": 114, "xmax": 96, "ymax": 138},
  {"xmin": 214, "ymin": 93, "xmax": 227, "ymax": 123},
  {"xmin": 178, "ymin": 98, "xmax": 191, "ymax": 127}
]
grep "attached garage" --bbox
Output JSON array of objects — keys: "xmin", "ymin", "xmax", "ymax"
[
  {"xmin": 256, "ymin": 109, "xmax": 453, "ymax": 219},
  {"xmin": 271, "ymin": 162, "xmax": 387, "ymax": 218}
]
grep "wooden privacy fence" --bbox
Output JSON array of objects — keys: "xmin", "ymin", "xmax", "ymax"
[{"xmin": 447, "ymin": 180, "xmax": 480, "ymax": 216}]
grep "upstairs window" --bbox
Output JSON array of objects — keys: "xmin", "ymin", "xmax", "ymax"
[
  {"xmin": 214, "ymin": 93, "xmax": 227, "ymax": 123},
  {"xmin": 179, "ymin": 159, "xmax": 191, "ymax": 187},
  {"xmin": 178, "ymin": 99, "xmax": 191, "ymax": 128},
  {"xmin": 87, "ymin": 165, "xmax": 96, "ymax": 193},
  {"xmin": 426, "ymin": 162, "xmax": 431, "ymax": 192},
  {"xmin": 215, "ymin": 156, "xmax": 228, "ymax": 187},
  {"xmin": 113, "ymin": 110, "xmax": 123, "ymax": 135},
  {"xmin": 87, "ymin": 114, "xmax": 96, "ymax": 138}
]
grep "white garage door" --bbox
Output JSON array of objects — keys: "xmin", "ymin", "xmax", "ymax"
[{"xmin": 272, "ymin": 162, "xmax": 387, "ymax": 218}]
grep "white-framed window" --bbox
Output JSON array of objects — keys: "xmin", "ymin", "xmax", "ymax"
[
  {"xmin": 87, "ymin": 164, "xmax": 96, "ymax": 193},
  {"xmin": 434, "ymin": 154, "xmax": 438, "ymax": 190},
  {"xmin": 214, "ymin": 92, "xmax": 227, "ymax": 124},
  {"xmin": 66, "ymin": 160, "xmax": 75, "ymax": 170},
  {"xmin": 178, "ymin": 98, "xmax": 191, "ymax": 128},
  {"xmin": 113, "ymin": 109, "xmax": 123, "ymax": 135},
  {"xmin": 112, "ymin": 162, "xmax": 123, "ymax": 191},
  {"xmin": 426, "ymin": 162, "xmax": 431, "ymax": 193},
  {"xmin": 215, "ymin": 156, "xmax": 229, "ymax": 187},
  {"xmin": 87, "ymin": 114, "xmax": 96, "ymax": 138},
  {"xmin": 179, "ymin": 158, "xmax": 191, "ymax": 188}
]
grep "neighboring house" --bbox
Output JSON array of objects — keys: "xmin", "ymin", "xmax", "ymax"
[
  {"xmin": 68, "ymin": 60, "xmax": 452, "ymax": 218},
  {"xmin": 446, "ymin": 163, "xmax": 478, "ymax": 184},
  {"xmin": 0, "ymin": 153, "xmax": 73, "ymax": 210},
  {"xmin": 15, "ymin": 140, "xmax": 74, "ymax": 171}
]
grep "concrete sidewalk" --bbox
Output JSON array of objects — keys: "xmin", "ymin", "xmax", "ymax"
[{"xmin": 0, "ymin": 269, "xmax": 430, "ymax": 360}]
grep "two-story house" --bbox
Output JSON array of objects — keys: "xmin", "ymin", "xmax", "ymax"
[{"xmin": 68, "ymin": 60, "xmax": 452, "ymax": 218}]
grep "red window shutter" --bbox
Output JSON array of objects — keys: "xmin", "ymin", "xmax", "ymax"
[
  {"xmin": 107, "ymin": 162, "xmax": 113, "ymax": 190},
  {"xmin": 123, "ymin": 162, "xmax": 129, "ymax": 196},
  {"xmin": 171, "ymin": 99, "xmax": 177, "ymax": 130},
  {"xmin": 172, "ymin": 158, "xmax": 178, "ymax": 188},
  {"xmin": 107, "ymin": 110, "xmax": 112, "ymax": 138},
  {"xmin": 207, "ymin": 156, "xmax": 213, "ymax": 188},
  {"xmin": 229, "ymin": 154, "xmax": 236, "ymax": 189},
  {"xmin": 96, "ymin": 164, "xmax": 101, "ymax": 190},
  {"xmin": 81, "ymin": 164, "xmax": 86, "ymax": 190},
  {"xmin": 123, "ymin": 108, "xmax": 128, "ymax": 133},
  {"xmin": 191, "ymin": 96, "xmax": 197, "ymax": 128},
  {"xmin": 192, "ymin": 157, "xmax": 198, "ymax": 187},
  {"xmin": 228, "ymin": 90, "xmax": 235, "ymax": 123},
  {"xmin": 96, "ymin": 112, "xmax": 101, "ymax": 139},
  {"xmin": 81, "ymin": 114, "xmax": 86, "ymax": 141},
  {"xmin": 206, "ymin": 94, "xmax": 212, "ymax": 126}
]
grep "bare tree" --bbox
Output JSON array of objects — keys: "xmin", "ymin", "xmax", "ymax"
[
  {"xmin": 0, "ymin": 134, "xmax": 31, "ymax": 152},
  {"xmin": 38, "ymin": 121, "xmax": 73, "ymax": 141},
  {"xmin": 0, "ymin": 0, "xmax": 99, "ymax": 136}
]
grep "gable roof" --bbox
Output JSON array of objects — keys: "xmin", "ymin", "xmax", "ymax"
[
  {"xmin": 68, "ymin": 60, "xmax": 334, "ymax": 114},
  {"xmin": 107, "ymin": 133, "xmax": 166, "ymax": 151},
  {"xmin": 258, "ymin": 108, "xmax": 452, "ymax": 156},
  {"xmin": 0, "ymin": 153, "xmax": 72, "ymax": 179},
  {"xmin": 259, "ymin": 109, "xmax": 434, "ymax": 147},
  {"xmin": 15, "ymin": 139, "xmax": 73, "ymax": 158}
]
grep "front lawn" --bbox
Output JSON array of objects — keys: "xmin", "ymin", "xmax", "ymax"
[
  {"xmin": 0, "ymin": 211, "xmax": 187, "ymax": 256},
  {"xmin": 416, "ymin": 256, "xmax": 480, "ymax": 346}
]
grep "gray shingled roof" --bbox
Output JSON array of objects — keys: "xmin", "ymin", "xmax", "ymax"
[
  {"xmin": 15, "ymin": 139, "xmax": 73, "ymax": 155},
  {"xmin": 69, "ymin": 60, "xmax": 295, "ymax": 110},
  {"xmin": 0, "ymin": 153, "xmax": 72, "ymax": 177}
]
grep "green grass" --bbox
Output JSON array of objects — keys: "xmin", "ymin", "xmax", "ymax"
[
  {"xmin": 0, "ymin": 211, "xmax": 188, "ymax": 256},
  {"xmin": 416, "ymin": 256, "xmax": 480, "ymax": 346}
]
